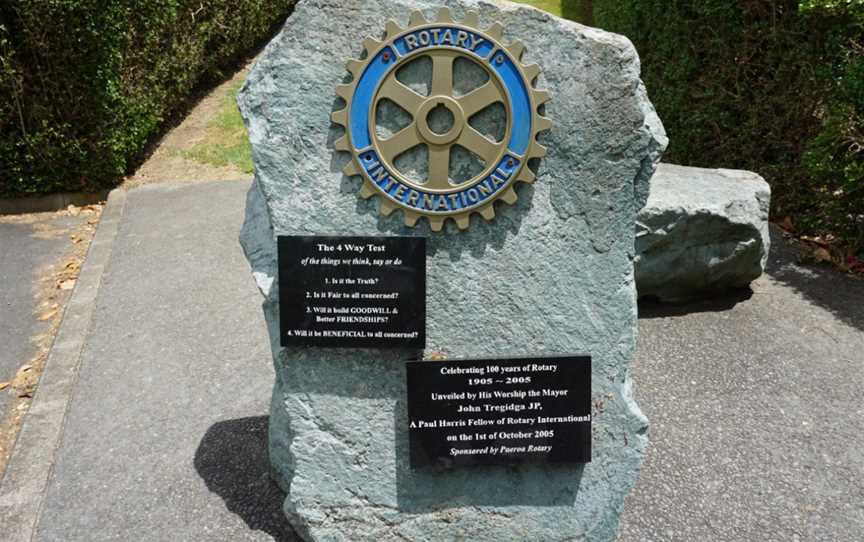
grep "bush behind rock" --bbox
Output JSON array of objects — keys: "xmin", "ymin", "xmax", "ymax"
[
  {"xmin": 595, "ymin": 0, "xmax": 863, "ymax": 248},
  {"xmin": 0, "ymin": 0, "xmax": 294, "ymax": 197}
]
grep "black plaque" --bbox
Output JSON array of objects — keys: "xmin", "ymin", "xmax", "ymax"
[
  {"xmin": 278, "ymin": 236, "xmax": 425, "ymax": 348},
  {"xmin": 407, "ymin": 356, "xmax": 591, "ymax": 468}
]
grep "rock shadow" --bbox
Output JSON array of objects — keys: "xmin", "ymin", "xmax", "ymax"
[
  {"xmin": 194, "ymin": 416, "xmax": 299, "ymax": 542},
  {"xmin": 765, "ymin": 225, "xmax": 864, "ymax": 332},
  {"xmin": 636, "ymin": 225, "xmax": 864, "ymax": 328},
  {"xmin": 637, "ymin": 288, "xmax": 754, "ymax": 319}
]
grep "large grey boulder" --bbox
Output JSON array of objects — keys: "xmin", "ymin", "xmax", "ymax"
[
  {"xmin": 238, "ymin": 0, "xmax": 666, "ymax": 540},
  {"xmin": 635, "ymin": 163, "xmax": 771, "ymax": 302}
]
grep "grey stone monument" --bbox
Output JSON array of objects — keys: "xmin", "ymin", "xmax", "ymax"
[{"xmin": 239, "ymin": 0, "xmax": 666, "ymax": 540}]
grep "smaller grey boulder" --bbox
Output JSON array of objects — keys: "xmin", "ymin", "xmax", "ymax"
[{"xmin": 635, "ymin": 163, "xmax": 771, "ymax": 302}]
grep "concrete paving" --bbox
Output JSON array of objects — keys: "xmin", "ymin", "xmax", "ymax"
[
  {"xmin": 30, "ymin": 182, "xmax": 294, "ymax": 541},
  {"xmin": 1, "ymin": 180, "xmax": 862, "ymax": 541},
  {"xmin": 620, "ymin": 228, "xmax": 864, "ymax": 541},
  {"xmin": 0, "ymin": 213, "xmax": 87, "ymax": 419}
]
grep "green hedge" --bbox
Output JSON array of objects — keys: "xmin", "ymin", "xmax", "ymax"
[
  {"xmin": 595, "ymin": 1, "xmax": 864, "ymax": 247},
  {"xmin": 0, "ymin": 0, "xmax": 294, "ymax": 197}
]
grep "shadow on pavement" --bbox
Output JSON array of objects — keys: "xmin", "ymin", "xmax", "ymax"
[
  {"xmin": 638, "ymin": 288, "xmax": 753, "ymax": 319},
  {"xmin": 766, "ymin": 225, "xmax": 864, "ymax": 332},
  {"xmin": 194, "ymin": 416, "xmax": 298, "ymax": 541},
  {"xmin": 638, "ymin": 225, "xmax": 864, "ymax": 327}
]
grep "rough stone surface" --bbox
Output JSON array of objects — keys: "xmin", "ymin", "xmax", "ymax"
[
  {"xmin": 635, "ymin": 164, "xmax": 771, "ymax": 302},
  {"xmin": 238, "ymin": 1, "xmax": 666, "ymax": 540}
]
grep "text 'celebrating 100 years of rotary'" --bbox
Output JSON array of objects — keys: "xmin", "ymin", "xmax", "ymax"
[{"xmin": 407, "ymin": 356, "xmax": 592, "ymax": 468}]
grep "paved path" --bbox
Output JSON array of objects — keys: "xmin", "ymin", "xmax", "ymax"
[
  {"xmin": 1, "ymin": 180, "xmax": 862, "ymax": 541},
  {"xmin": 33, "ymin": 182, "xmax": 291, "ymax": 541},
  {"xmin": 0, "ymin": 213, "xmax": 87, "ymax": 423},
  {"xmin": 620, "ymin": 228, "xmax": 864, "ymax": 541}
]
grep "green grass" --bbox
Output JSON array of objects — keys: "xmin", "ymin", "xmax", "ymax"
[
  {"xmin": 180, "ymin": 81, "xmax": 254, "ymax": 174},
  {"xmin": 515, "ymin": 1, "xmax": 592, "ymax": 21},
  {"xmin": 516, "ymin": 0, "xmax": 563, "ymax": 17},
  {"xmin": 180, "ymin": 2, "xmax": 573, "ymax": 173}
]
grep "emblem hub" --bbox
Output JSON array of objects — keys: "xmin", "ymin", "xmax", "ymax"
[{"xmin": 416, "ymin": 96, "xmax": 465, "ymax": 146}]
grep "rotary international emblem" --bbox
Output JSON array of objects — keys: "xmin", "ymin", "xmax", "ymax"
[{"xmin": 332, "ymin": 8, "xmax": 552, "ymax": 231}]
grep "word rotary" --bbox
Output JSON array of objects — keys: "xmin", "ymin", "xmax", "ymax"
[{"xmin": 332, "ymin": 8, "xmax": 552, "ymax": 231}]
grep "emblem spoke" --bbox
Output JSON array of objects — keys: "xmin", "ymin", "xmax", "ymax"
[
  {"xmin": 430, "ymin": 54, "xmax": 455, "ymax": 96},
  {"xmin": 378, "ymin": 78, "xmax": 425, "ymax": 116},
  {"xmin": 427, "ymin": 145, "xmax": 452, "ymax": 189},
  {"xmin": 379, "ymin": 123, "xmax": 422, "ymax": 161},
  {"xmin": 458, "ymin": 81, "xmax": 501, "ymax": 118},
  {"xmin": 457, "ymin": 127, "xmax": 500, "ymax": 165}
]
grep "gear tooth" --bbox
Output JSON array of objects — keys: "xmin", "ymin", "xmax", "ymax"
[
  {"xmin": 359, "ymin": 181, "xmax": 376, "ymax": 198},
  {"xmin": 536, "ymin": 116, "xmax": 552, "ymax": 132},
  {"xmin": 363, "ymin": 37, "xmax": 382, "ymax": 54},
  {"xmin": 334, "ymin": 135, "xmax": 350, "ymax": 152},
  {"xmin": 486, "ymin": 22, "xmax": 504, "ymax": 40},
  {"xmin": 379, "ymin": 199, "xmax": 397, "ymax": 216},
  {"xmin": 409, "ymin": 10, "xmax": 426, "ymax": 26},
  {"xmin": 479, "ymin": 205, "xmax": 495, "ymax": 220},
  {"xmin": 507, "ymin": 40, "xmax": 526, "ymax": 60},
  {"xmin": 463, "ymin": 11, "xmax": 480, "ymax": 27},
  {"xmin": 534, "ymin": 89, "xmax": 552, "ymax": 105},
  {"xmin": 335, "ymin": 84, "xmax": 352, "ymax": 99},
  {"xmin": 403, "ymin": 210, "xmax": 420, "ymax": 227},
  {"xmin": 524, "ymin": 64, "xmax": 540, "ymax": 82},
  {"xmin": 517, "ymin": 168, "xmax": 536, "ymax": 183},
  {"xmin": 454, "ymin": 214, "xmax": 470, "ymax": 230},
  {"xmin": 342, "ymin": 160, "xmax": 361, "ymax": 177},
  {"xmin": 330, "ymin": 109, "xmax": 347, "ymax": 126},
  {"xmin": 346, "ymin": 59, "xmax": 364, "ymax": 76},
  {"xmin": 501, "ymin": 187, "xmax": 518, "ymax": 205},
  {"xmin": 530, "ymin": 141, "xmax": 548, "ymax": 158},
  {"xmin": 436, "ymin": 7, "xmax": 454, "ymax": 23},
  {"xmin": 385, "ymin": 20, "xmax": 401, "ymax": 39},
  {"xmin": 428, "ymin": 216, "xmax": 445, "ymax": 232}
]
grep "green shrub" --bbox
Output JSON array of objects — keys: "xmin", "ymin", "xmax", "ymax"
[
  {"xmin": 595, "ymin": 1, "xmax": 863, "ymax": 248},
  {"xmin": 0, "ymin": 0, "xmax": 294, "ymax": 197},
  {"xmin": 561, "ymin": 0, "xmax": 593, "ymax": 24},
  {"xmin": 802, "ymin": 3, "xmax": 864, "ymax": 246}
]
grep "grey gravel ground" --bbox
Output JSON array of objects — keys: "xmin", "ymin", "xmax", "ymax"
[
  {"xmin": 4, "ymin": 181, "xmax": 863, "ymax": 541},
  {"xmin": 0, "ymin": 214, "xmax": 87, "ymax": 420},
  {"xmin": 619, "ymin": 227, "xmax": 864, "ymax": 541},
  {"xmin": 31, "ymin": 182, "xmax": 296, "ymax": 541}
]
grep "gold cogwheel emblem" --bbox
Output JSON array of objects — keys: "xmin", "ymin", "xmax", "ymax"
[{"xmin": 331, "ymin": 8, "xmax": 552, "ymax": 231}]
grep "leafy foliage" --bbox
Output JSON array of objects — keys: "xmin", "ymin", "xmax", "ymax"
[
  {"xmin": 595, "ymin": 0, "xmax": 864, "ymax": 248},
  {"xmin": 802, "ymin": 1, "xmax": 864, "ymax": 246},
  {"xmin": 0, "ymin": 0, "xmax": 294, "ymax": 196}
]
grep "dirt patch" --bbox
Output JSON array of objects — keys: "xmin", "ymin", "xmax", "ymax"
[
  {"xmin": 122, "ymin": 60, "xmax": 255, "ymax": 189},
  {"xmin": 0, "ymin": 204, "xmax": 103, "ymax": 475}
]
